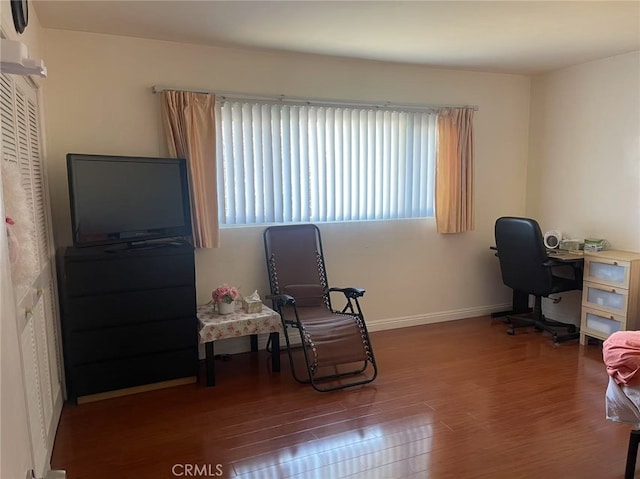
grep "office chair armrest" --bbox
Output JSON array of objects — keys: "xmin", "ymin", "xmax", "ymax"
[
  {"xmin": 329, "ymin": 287, "xmax": 366, "ymax": 299},
  {"xmin": 266, "ymin": 294, "xmax": 296, "ymax": 307}
]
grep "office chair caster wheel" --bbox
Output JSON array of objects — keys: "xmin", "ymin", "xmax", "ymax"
[{"xmin": 507, "ymin": 328, "xmax": 515, "ymax": 335}]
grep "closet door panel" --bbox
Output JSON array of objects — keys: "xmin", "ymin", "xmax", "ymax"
[{"xmin": 1, "ymin": 73, "xmax": 63, "ymax": 478}]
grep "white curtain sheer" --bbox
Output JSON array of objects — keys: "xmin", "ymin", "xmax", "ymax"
[{"xmin": 216, "ymin": 100, "xmax": 437, "ymax": 225}]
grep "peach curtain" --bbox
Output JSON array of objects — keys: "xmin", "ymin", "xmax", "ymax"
[
  {"xmin": 435, "ymin": 107, "xmax": 475, "ymax": 234},
  {"xmin": 161, "ymin": 91, "xmax": 219, "ymax": 248}
]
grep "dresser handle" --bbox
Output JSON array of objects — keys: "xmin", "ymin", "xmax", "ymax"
[
  {"xmin": 613, "ymin": 261, "xmax": 618, "ymax": 266},
  {"xmin": 610, "ymin": 316, "xmax": 615, "ymax": 320},
  {"xmin": 611, "ymin": 289, "xmax": 617, "ymax": 293}
]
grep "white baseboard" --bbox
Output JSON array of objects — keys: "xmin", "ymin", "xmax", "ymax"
[
  {"xmin": 198, "ymin": 303, "xmax": 512, "ymax": 358},
  {"xmin": 366, "ymin": 303, "xmax": 512, "ymax": 331}
]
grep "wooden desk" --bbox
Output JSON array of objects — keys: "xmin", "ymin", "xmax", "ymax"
[
  {"xmin": 546, "ymin": 250, "xmax": 585, "ymax": 262},
  {"xmin": 546, "ymin": 251, "xmax": 585, "ymax": 278},
  {"xmin": 198, "ymin": 303, "xmax": 282, "ymax": 386}
]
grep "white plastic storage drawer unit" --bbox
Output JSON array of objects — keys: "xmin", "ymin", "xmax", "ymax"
[{"xmin": 580, "ymin": 250, "xmax": 640, "ymax": 345}]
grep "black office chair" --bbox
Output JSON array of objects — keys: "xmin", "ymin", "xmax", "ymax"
[{"xmin": 494, "ymin": 216, "xmax": 582, "ymax": 343}]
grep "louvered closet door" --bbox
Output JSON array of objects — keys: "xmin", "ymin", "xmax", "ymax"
[{"xmin": 1, "ymin": 73, "xmax": 63, "ymax": 478}]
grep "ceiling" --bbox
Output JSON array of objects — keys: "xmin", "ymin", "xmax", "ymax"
[{"xmin": 32, "ymin": 0, "xmax": 640, "ymax": 74}]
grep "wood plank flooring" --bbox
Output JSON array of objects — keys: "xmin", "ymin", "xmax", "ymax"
[{"xmin": 51, "ymin": 317, "xmax": 633, "ymax": 479}]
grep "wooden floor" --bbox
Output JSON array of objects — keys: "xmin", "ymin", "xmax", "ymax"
[{"xmin": 51, "ymin": 317, "xmax": 633, "ymax": 479}]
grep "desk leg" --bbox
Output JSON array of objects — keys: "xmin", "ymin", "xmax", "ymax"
[
  {"xmin": 250, "ymin": 334, "xmax": 258, "ymax": 352},
  {"xmin": 270, "ymin": 332, "xmax": 280, "ymax": 372},
  {"xmin": 205, "ymin": 342, "xmax": 215, "ymax": 387},
  {"xmin": 492, "ymin": 290, "xmax": 530, "ymax": 318}
]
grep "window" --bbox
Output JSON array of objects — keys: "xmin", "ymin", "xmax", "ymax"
[{"xmin": 215, "ymin": 99, "xmax": 437, "ymax": 225}]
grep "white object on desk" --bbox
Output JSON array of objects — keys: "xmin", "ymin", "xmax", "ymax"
[
  {"xmin": 543, "ymin": 230, "xmax": 562, "ymax": 249},
  {"xmin": 217, "ymin": 301, "xmax": 235, "ymax": 315},
  {"xmin": 242, "ymin": 290, "xmax": 263, "ymax": 313}
]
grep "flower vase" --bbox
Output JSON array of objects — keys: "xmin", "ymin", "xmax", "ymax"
[{"xmin": 217, "ymin": 301, "xmax": 235, "ymax": 315}]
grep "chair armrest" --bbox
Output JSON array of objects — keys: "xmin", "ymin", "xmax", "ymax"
[
  {"xmin": 266, "ymin": 294, "xmax": 295, "ymax": 307},
  {"xmin": 329, "ymin": 287, "xmax": 366, "ymax": 299}
]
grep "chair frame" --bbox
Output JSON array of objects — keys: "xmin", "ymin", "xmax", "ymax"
[{"xmin": 264, "ymin": 225, "xmax": 378, "ymax": 392}]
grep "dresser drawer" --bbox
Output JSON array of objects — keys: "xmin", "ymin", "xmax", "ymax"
[
  {"xmin": 584, "ymin": 257, "xmax": 630, "ymax": 288},
  {"xmin": 582, "ymin": 281, "xmax": 628, "ymax": 315},
  {"xmin": 580, "ymin": 307, "xmax": 624, "ymax": 340},
  {"xmin": 69, "ymin": 348, "xmax": 198, "ymax": 397},
  {"xmin": 64, "ymin": 286, "xmax": 196, "ymax": 331},
  {"xmin": 67, "ymin": 317, "xmax": 197, "ymax": 366},
  {"xmin": 64, "ymin": 252, "xmax": 194, "ymax": 296}
]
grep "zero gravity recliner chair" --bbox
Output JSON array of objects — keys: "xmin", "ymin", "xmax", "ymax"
[{"xmin": 264, "ymin": 224, "xmax": 378, "ymax": 392}]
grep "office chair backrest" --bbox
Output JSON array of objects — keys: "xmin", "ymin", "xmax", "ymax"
[
  {"xmin": 264, "ymin": 224, "xmax": 329, "ymax": 308},
  {"xmin": 494, "ymin": 216, "xmax": 553, "ymax": 296}
]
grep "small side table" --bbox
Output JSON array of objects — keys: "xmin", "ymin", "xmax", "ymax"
[{"xmin": 198, "ymin": 303, "xmax": 282, "ymax": 386}]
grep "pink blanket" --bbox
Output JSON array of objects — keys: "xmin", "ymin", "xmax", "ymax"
[{"xmin": 603, "ymin": 331, "xmax": 640, "ymax": 386}]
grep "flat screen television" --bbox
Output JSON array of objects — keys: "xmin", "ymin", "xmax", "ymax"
[{"xmin": 66, "ymin": 153, "xmax": 192, "ymax": 248}]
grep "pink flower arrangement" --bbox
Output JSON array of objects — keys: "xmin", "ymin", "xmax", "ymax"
[{"xmin": 212, "ymin": 284, "xmax": 239, "ymax": 304}]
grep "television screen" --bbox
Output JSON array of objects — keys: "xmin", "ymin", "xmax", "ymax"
[{"xmin": 66, "ymin": 154, "xmax": 192, "ymax": 247}]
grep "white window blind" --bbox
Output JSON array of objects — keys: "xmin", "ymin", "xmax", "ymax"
[{"xmin": 216, "ymin": 100, "xmax": 437, "ymax": 225}]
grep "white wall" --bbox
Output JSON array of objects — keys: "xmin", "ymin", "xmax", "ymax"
[
  {"xmin": 527, "ymin": 51, "xmax": 640, "ymax": 323},
  {"xmin": 528, "ymin": 51, "xmax": 640, "ymax": 250},
  {"xmin": 41, "ymin": 29, "xmax": 531, "ymax": 334}
]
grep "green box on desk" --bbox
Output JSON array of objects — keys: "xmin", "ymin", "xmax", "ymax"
[{"xmin": 243, "ymin": 299, "xmax": 262, "ymax": 314}]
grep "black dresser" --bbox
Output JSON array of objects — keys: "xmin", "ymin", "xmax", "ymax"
[{"xmin": 57, "ymin": 242, "xmax": 198, "ymax": 403}]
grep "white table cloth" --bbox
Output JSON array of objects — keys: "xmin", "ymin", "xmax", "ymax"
[{"xmin": 197, "ymin": 302, "xmax": 282, "ymax": 386}]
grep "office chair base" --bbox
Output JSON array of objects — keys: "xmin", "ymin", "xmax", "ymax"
[
  {"xmin": 550, "ymin": 330, "xmax": 580, "ymax": 343},
  {"xmin": 505, "ymin": 292, "xmax": 579, "ymax": 343},
  {"xmin": 506, "ymin": 314, "xmax": 579, "ymax": 343}
]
